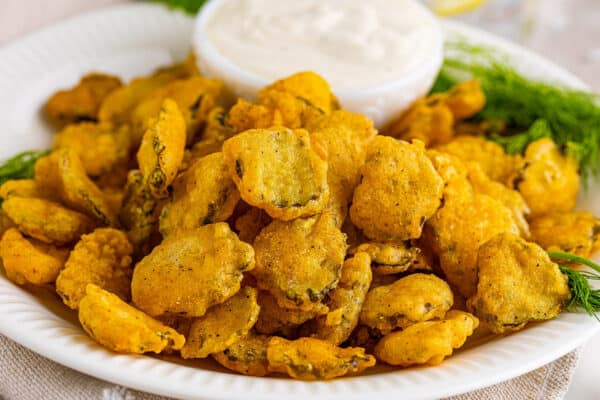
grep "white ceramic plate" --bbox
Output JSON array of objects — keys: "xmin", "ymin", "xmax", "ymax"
[{"xmin": 0, "ymin": 4, "xmax": 598, "ymax": 400}]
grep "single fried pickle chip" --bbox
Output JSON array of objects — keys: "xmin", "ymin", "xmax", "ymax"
[
  {"xmin": 56, "ymin": 228, "xmax": 133, "ymax": 309},
  {"xmin": 252, "ymin": 212, "xmax": 346, "ymax": 311},
  {"xmin": 222, "ymin": 127, "xmax": 329, "ymax": 221},
  {"xmin": 131, "ymin": 223, "xmax": 254, "ymax": 317},
  {"xmin": 159, "ymin": 152, "xmax": 240, "ymax": 236},
  {"xmin": 181, "ymin": 287, "xmax": 260, "ymax": 359},
  {"xmin": 137, "ymin": 98, "xmax": 187, "ymax": 199},
  {"xmin": 79, "ymin": 284, "xmax": 185, "ymax": 354},
  {"xmin": 350, "ymin": 136, "xmax": 443, "ymax": 241},
  {"xmin": 267, "ymin": 337, "xmax": 375, "ymax": 380},
  {"xmin": 360, "ymin": 273, "xmax": 453, "ymax": 334},
  {"xmin": 374, "ymin": 310, "xmax": 479, "ymax": 367},
  {"xmin": 0, "ymin": 228, "xmax": 69, "ymax": 286},
  {"xmin": 303, "ymin": 252, "xmax": 372, "ymax": 345},
  {"xmin": 467, "ymin": 233, "xmax": 571, "ymax": 334},
  {"xmin": 2, "ymin": 196, "xmax": 95, "ymax": 245},
  {"xmin": 255, "ymin": 291, "xmax": 327, "ymax": 335},
  {"xmin": 212, "ymin": 332, "xmax": 271, "ymax": 377},
  {"xmin": 350, "ymin": 241, "xmax": 421, "ymax": 275},
  {"xmin": 530, "ymin": 211, "xmax": 600, "ymax": 258}
]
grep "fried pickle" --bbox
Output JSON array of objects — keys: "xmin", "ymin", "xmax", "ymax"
[
  {"xmin": 131, "ymin": 223, "xmax": 254, "ymax": 317},
  {"xmin": 374, "ymin": 310, "xmax": 478, "ymax": 367},
  {"xmin": 159, "ymin": 152, "xmax": 239, "ymax": 236},
  {"xmin": 0, "ymin": 179, "xmax": 45, "ymax": 200},
  {"xmin": 350, "ymin": 241, "xmax": 421, "ymax": 275},
  {"xmin": 255, "ymin": 291, "xmax": 327, "ymax": 335},
  {"xmin": 266, "ymin": 337, "xmax": 375, "ymax": 380},
  {"xmin": 181, "ymin": 287, "xmax": 260, "ymax": 359},
  {"xmin": 45, "ymin": 73, "xmax": 122, "ymax": 129},
  {"xmin": 303, "ymin": 252, "xmax": 372, "ymax": 345},
  {"xmin": 252, "ymin": 212, "xmax": 346, "ymax": 311},
  {"xmin": 0, "ymin": 228, "xmax": 69, "ymax": 285},
  {"xmin": 530, "ymin": 211, "xmax": 600, "ymax": 258},
  {"xmin": 56, "ymin": 228, "xmax": 133, "ymax": 309},
  {"xmin": 350, "ymin": 136, "xmax": 443, "ymax": 241},
  {"xmin": 512, "ymin": 138, "xmax": 579, "ymax": 217},
  {"xmin": 2, "ymin": 196, "xmax": 95, "ymax": 245},
  {"xmin": 467, "ymin": 233, "xmax": 571, "ymax": 333},
  {"xmin": 79, "ymin": 284, "xmax": 185, "ymax": 354},
  {"xmin": 212, "ymin": 332, "xmax": 271, "ymax": 377},
  {"xmin": 137, "ymin": 98, "xmax": 187, "ymax": 199},
  {"xmin": 360, "ymin": 273, "xmax": 453, "ymax": 334},
  {"xmin": 222, "ymin": 127, "xmax": 329, "ymax": 220}
]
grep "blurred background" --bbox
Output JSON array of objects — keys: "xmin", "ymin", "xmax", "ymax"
[{"xmin": 1, "ymin": 0, "xmax": 599, "ymax": 92}]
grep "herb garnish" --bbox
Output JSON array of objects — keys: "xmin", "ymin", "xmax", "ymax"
[
  {"xmin": 150, "ymin": 0, "xmax": 207, "ymax": 15},
  {"xmin": 432, "ymin": 42, "xmax": 600, "ymax": 181},
  {"xmin": 0, "ymin": 150, "xmax": 49, "ymax": 187}
]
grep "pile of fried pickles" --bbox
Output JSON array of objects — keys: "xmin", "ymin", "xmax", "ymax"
[{"xmin": 0, "ymin": 54, "xmax": 598, "ymax": 380}]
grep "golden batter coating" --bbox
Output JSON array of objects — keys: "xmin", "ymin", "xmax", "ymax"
[
  {"xmin": 226, "ymin": 99, "xmax": 282, "ymax": 133},
  {"xmin": 159, "ymin": 152, "xmax": 240, "ymax": 236},
  {"xmin": 130, "ymin": 76, "xmax": 223, "ymax": 145},
  {"xmin": 52, "ymin": 122, "xmax": 131, "ymax": 178},
  {"xmin": 360, "ymin": 273, "xmax": 453, "ymax": 334},
  {"xmin": 2, "ymin": 196, "xmax": 95, "ymax": 245},
  {"xmin": 212, "ymin": 332, "xmax": 271, "ymax": 377},
  {"xmin": 131, "ymin": 223, "xmax": 254, "ymax": 317},
  {"xmin": 181, "ymin": 287, "xmax": 260, "ymax": 359},
  {"xmin": 45, "ymin": 73, "xmax": 122, "ymax": 129},
  {"xmin": 34, "ymin": 149, "xmax": 117, "ymax": 226},
  {"xmin": 0, "ymin": 228, "xmax": 69, "ymax": 285},
  {"xmin": 467, "ymin": 233, "xmax": 571, "ymax": 334},
  {"xmin": 137, "ymin": 98, "xmax": 187, "ymax": 199},
  {"xmin": 0, "ymin": 179, "xmax": 45, "ymax": 200},
  {"xmin": 350, "ymin": 241, "xmax": 421, "ymax": 275},
  {"xmin": 385, "ymin": 94, "xmax": 454, "ymax": 147},
  {"xmin": 56, "ymin": 228, "xmax": 133, "ymax": 309},
  {"xmin": 467, "ymin": 163, "xmax": 531, "ymax": 238},
  {"xmin": 350, "ymin": 136, "xmax": 443, "ymax": 241},
  {"xmin": 303, "ymin": 252, "xmax": 372, "ymax": 345},
  {"xmin": 222, "ymin": 127, "xmax": 329, "ymax": 221},
  {"xmin": 512, "ymin": 138, "xmax": 579, "ymax": 217},
  {"xmin": 79, "ymin": 284, "xmax": 185, "ymax": 354},
  {"xmin": 234, "ymin": 207, "xmax": 272, "ymax": 244},
  {"xmin": 255, "ymin": 291, "xmax": 327, "ymax": 335},
  {"xmin": 252, "ymin": 212, "xmax": 346, "ymax": 311},
  {"xmin": 266, "ymin": 337, "xmax": 375, "ymax": 380},
  {"xmin": 437, "ymin": 135, "xmax": 521, "ymax": 184},
  {"xmin": 444, "ymin": 80, "xmax": 486, "ymax": 120},
  {"xmin": 374, "ymin": 310, "xmax": 479, "ymax": 367},
  {"xmin": 530, "ymin": 211, "xmax": 600, "ymax": 258},
  {"xmin": 426, "ymin": 192, "xmax": 520, "ymax": 298}
]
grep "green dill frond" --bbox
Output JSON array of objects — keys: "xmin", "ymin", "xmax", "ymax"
[
  {"xmin": 550, "ymin": 251, "xmax": 600, "ymax": 317},
  {"xmin": 0, "ymin": 150, "xmax": 49, "ymax": 187},
  {"xmin": 431, "ymin": 41, "xmax": 600, "ymax": 181},
  {"xmin": 149, "ymin": 0, "xmax": 208, "ymax": 15}
]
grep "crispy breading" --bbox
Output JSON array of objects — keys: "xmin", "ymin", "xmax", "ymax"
[
  {"xmin": 79, "ymin": 284, "xmax": 185, "ymax": 354},
  {"xmin": 467, "ymin": 233, "xmax": 571, "ymax": 334},
  {"xmin": 2, "ymin": 196, "xmax": 95, "ymax": 245},
  {"xmin": 131, "ymin": 223, "xmax": 254, "ymax": 317},
  {"xmin": 0, "ymin": 228, "xmax": 69, "ymax": 285},
  {"xmin": 350, "ymin": 241, "xmax": 421, "ymax": 275},
  {"xmin": 255, "ymin": 291, "xmax": 327, "ymax": 335},
  {"xmin": 181, "ymin": 287, "xmax": 260, "ymax": 359},
  {"xmin": 223, "ymin": 127, "xmax": 329, "ymax": 220},
  {"xmin": 267, "ymin": 337, "xmax": 375, "ymax": 380},
  {"xmin": 159, "ymin": 152, "xmax": 239, "ymax": 236},
  {"xmin": 45, "ymin": 73, "xmax": 122, "ymax": 129},
  {"xmin": 374, "ymin": 310, "xmax": 478, "ymax": 367},
  {"xmin": 350, "ymin": 136, "xmax": 443, "ymax": 241},
  {"xmin": 56, "ymin": 228, "xmax": 133, "ymax": 309},
  {"xmin": 360, "ymin": 273, "xmax": 453, "ymax": 334},
  {"xmin": 252, "ymin": 212, "xmax": 346, "ymax": 311},
  {"xmin": 530, "ymin": 211, "xmax": 600, "ymax": 258},
  {"xmin": 212, "ymin": 332, "xmax": 271, "ymax": 377}
]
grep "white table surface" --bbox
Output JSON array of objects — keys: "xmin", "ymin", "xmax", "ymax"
[{"xmin": 1, "ymin": 1, "xmax": 599, "ymax": 399}]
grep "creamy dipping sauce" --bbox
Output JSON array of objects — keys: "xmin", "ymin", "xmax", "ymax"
[{"xmin": 203, "ymin": 0, "xmax": 442, "ymax": 90}]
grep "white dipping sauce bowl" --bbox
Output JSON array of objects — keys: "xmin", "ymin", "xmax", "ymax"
[{"xmin": 193, "ymin": 0, "xmax": 444, "ymax": 129}]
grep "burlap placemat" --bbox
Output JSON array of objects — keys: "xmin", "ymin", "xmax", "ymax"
[{"xmin": 0, "ymin": 334, "xmax": 579, "ymax": 400}]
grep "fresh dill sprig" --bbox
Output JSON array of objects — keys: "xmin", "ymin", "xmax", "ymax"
[
  {"xmin": 432, "ymin": 42, "xmax": 600, "ymax": 181},
  {"xmin": 0, "ymin": 150, "xmax": 49, "ymax": 187},
  {"xmin": 149, "ymin": 0, "xmax": 208, "ymax": 15},
  {"xmin": 549, "ymin": 251, "xmax": 600, "ymax": 317}
]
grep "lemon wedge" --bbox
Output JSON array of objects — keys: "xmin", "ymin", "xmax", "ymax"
[{"xmin": 428, "ymin": 0, "xmax": 486, "ymax": 16}]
